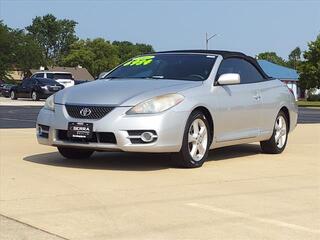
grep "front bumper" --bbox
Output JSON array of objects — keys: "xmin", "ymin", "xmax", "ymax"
[{"xmin": 36, "ymin": 104, "xmax": 189, "ymax": 153}]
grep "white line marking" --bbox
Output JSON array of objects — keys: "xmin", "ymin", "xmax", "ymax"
[
  {"xmin": 187, "ymin": 203, "xmax": 320, "ymax": 234},
  {"xmin": 0, "ymin": 118, "xmax": 35, "ymax": 122}
]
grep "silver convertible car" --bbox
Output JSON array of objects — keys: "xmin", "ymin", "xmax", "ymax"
[{"xmin": 37, "ymin": 50, "xmax": 298, "ymax": 168}]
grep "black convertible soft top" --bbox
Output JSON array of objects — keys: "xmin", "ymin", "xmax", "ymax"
[{"xmin": 156, "ymin": 50, "xmax": 270, "ymax": 79}]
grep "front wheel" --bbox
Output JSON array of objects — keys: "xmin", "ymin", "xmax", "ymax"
[
  {"xmin": 260, "ymin": 111, "xmax": 288, "ymax": 154},
  {"xmin": 172, "ymin": 110, "xmax": 210, "ymax": 168},
  {"xmin": 58, "ymin": 147, "xmax": 94, "ymax": 159}
]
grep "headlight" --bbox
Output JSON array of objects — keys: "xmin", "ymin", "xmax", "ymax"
[
  {"xmin": 127, "ymin": 93, "xmax": 184, "ymax": 114},
  {"xmin": 44, "ymin": 94, "xmax": 55, "ymax": 111},
  {"xmin": 41, "ymin": 86, "xmax": 48, "ymax": 90}
]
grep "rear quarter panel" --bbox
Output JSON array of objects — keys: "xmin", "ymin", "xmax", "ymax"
[{"xmin": 260, "ymin": 79, "xmax": 297, "ymax": 138}]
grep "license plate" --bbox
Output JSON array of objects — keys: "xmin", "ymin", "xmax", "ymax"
[
  {"xmin": 51, "ymin": 86, "xmax": 60, "ymax": 91},
  {"xmin": 67, "ymin": 122, "xmax": 93, "ymax": 139}
]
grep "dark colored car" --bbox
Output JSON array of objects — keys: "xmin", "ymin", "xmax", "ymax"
[
  {"xmin": 0, "ymin": 80, "xmax": 6, "ymax": 92},
  {"xmin": 74, "ymin": 80, "xmax": 90, "ymax": 85},
  {"xmin": 1, "ymin": 84, "xmax": 16, "ymax": 97},
  {"xmin": 10, "ymin": 78, "xmax": 64, "ymax": 101}
]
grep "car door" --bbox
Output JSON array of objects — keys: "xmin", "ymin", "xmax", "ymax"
[
  {"xmin": 213, "ymin": 58, "xmax": 264, "ymax": 142},
  {"xmin": 25, "ymin": 79, "xmax": 36, "ymax": 97},
  {"xmin": 18, "ymin": 79, "xmax": 30, "ymax": 98}
]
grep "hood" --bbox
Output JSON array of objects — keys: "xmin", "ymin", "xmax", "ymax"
[{"xmin": 54, "ymin": 79, "xmax": 202, "ymax": 106}]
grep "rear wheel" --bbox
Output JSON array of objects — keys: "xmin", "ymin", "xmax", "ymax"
[
  {"xmin": 260, "ymin": 111, "xmax": 288, "ymax": 154},
  {"xmin": 10, "ymin": 91, "xmax": 17, "ymax": 100},
  {"xmin": 31, "ymin": 91, "xmax": 39, "ymax": 101},
  {"xmin": 58, "ymin": 147, "xmax": 94, "ymax": 159},
  {"xmin": 172, "ymin": 110, "xmax": 210, "ymax": 168}
]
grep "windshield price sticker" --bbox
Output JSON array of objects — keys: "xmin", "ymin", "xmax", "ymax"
[{"xmin": 124, "ymin": 56, "xmax": 155, "ymax": 66}]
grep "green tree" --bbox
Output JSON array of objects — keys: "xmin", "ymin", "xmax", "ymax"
[
  {"xmin": 26, "ymin": 14, "xmax": 78, "ymax": 65},
  {"xmin": 0, "ymin": 21, "xmax": 14, "ymax": 80},
  {"xmin": 298, "ymin": 35, "xmax": 320, "ymax": 90},
  {"xmin": 112, "ymin": 41, "xmax": 154, "ymax": 63},
  {"xmin": 11, "ymin": 29, "xmax": 45, "ymax": 77},
  {"xmin": 256, "ymin": 52, "xmax": 288, "ymax": 67},
  {"xmin": 61, "ymin": 38, "xmax": 120, "ymax": 77},
  {"xmin": 288, "ymin": 47, "xmax": 301, "ymax": 69}
]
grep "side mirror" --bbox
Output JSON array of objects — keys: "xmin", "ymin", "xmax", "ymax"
[{"xmin": 217, "ymin": 73, "xmax": 240, "ymax": 85}]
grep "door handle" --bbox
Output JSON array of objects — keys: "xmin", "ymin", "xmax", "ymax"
[{"xmin": 253, "ymin": 94, "xmax": 261, "ymax": 100}]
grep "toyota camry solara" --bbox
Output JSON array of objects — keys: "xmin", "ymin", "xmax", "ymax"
[{"xmin": 36, "ymin": 50, "xmax": 298, "ymax": 168}]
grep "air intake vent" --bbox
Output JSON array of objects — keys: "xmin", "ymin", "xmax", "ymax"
[{"xmin": 65, "ymin": 105, "xmax": 115, "ymax": 119}]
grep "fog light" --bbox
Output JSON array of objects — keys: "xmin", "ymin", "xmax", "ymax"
[
  {"xmin": 38, "ymin": 126, "xmax": 43, "ymax": 135},
  {"xmin": 141, "ymin": 132, "xmax": 155, "ymax": 143}
]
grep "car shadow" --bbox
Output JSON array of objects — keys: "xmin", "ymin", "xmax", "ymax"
[
  {"xmin": 23, "ymin": 144, "xmax": 262, "ymax": 171},
  {"xmin": 207, "ymin": 143, "xmax": 261, "ymax": 161}
]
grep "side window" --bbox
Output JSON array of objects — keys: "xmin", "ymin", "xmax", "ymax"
[
  {"xmin": 21, "ymin": 79, "xmax": 28, "ymax": 87},
  {"xmin": 217, "ymin": 58, "xmax": 264, "ymax": 84},
  {"xmin": 46, "ymin": 73, "xmax": 54, "ymax": 79},
  {"xmin": 22, "ymin": 79, "xmax": 32, "ymax": 87},
  {"xmin": 36, "ymin": 73, "xmax": 44, "ymax": 78}
]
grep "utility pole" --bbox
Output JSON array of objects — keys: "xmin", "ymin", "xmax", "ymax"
[{"xmin": 206, "ymin": 32, "xmax": 218, "ymax": 50}]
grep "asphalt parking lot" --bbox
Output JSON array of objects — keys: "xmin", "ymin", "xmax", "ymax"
[
  {"xmin": 0, "ymin": 98, "xmax": 320, "ymax": 240},
  {"xmin": 0, "ymin": 100, "xmax": 320, "ymax": 128}
]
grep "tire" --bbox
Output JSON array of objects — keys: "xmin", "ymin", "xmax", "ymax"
[
  {"xmin": 260, "ymin": 111, "xmax": 288, "ymax": 154},
  {"xmin": 31, "ymin": 91, "xmax": 39, "ymax": 101},
  {"xmin": 58, "ymin": 147, "xmax": 94, "ymax": 159},
  {"xmin": 10, "ymin": 91, "xmax": 17, "ymax": 100},
  {"xmin": 172, "ymin": 110, "xmax": 210, "ymax": 168}
]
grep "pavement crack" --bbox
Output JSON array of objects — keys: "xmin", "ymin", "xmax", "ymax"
[{"xmin": 0, "ymin": 214, "xmax": 70, "ymax": 240}]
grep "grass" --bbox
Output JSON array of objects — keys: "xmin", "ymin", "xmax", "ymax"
[{"xmin": 297, "ymin": 100, "xmax": 320, "ymax": 107}]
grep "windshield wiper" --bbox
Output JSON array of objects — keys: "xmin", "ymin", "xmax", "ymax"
[
  {"xmin": 105, "ymin": 76, "xmax": 165, "ymax": 80},
  {"xmin": 104, "ymin": 76, "xmax": 121, "ymax": 79},
  {"xmin": 139, "ymin": 76, "xmax": 165, "ymax": 79}
]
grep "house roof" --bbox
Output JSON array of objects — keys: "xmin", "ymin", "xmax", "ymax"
[
  {"xmin": 47, "ymin": 67, "xmax": 94, "ymax": 80},
  {"xmin": 258, "ymin": 60, "xmax": 299, "ymax": 81},
  {"xmin": 30, "ymin": 67, "xmax": 94, "ymax": 80}
]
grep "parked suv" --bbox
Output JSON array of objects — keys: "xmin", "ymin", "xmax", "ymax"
[
  {"xmin": 31, "ymin": 71, "xmax": 75, "ymax": 88},
  {"xmin": 10, "ymin": 78, "xmax": 64, "ymax": 101}
]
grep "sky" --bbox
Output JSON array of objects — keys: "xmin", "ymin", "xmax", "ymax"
[{"xmin": 0, "ymin": 0, "xmax": 319, "ymax": 59}]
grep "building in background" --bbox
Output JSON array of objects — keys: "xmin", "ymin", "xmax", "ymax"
[
  {"xmin": 6, "ymin": 66, "xmax": 94, "ymax": 82},
  {"xmin": 29, "ymin": 66, "xmax": 94, "ymax": 81},
  {"xmin": 258, "ymin": 60, "xmax": 299, "ymax": 100},
  {"xmin": 7, "ymin": 68, "xmax": 24, "ymax": 82}
]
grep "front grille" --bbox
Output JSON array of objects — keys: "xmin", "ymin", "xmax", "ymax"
[
  {"xmin": 39, "ymin": 124, "xmax": 49, "ymax": 131},
  {"xmin": 65, "ymin": 105, "xmax": 115, "ymax": 119},
  {"xmin": 57, "ymin": 130, "xmax": 117, "ymax": 144}
]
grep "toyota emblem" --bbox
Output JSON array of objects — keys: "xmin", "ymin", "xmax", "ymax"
[{"xmin": 80, "ymin": 107, "xmax": 92, "ymax": 117}]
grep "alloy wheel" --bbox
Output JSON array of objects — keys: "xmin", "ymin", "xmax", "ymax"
[
  {"xmin": 274, "ymin": 115, "xmax": 287, "ymax": 148},
  {"xmin": 188, "ymin": 118, "xmax": 208, "ymax": 161},
  {"xmin": 32, "ymin": 92, "xmax": 37, "ymax": 101}
]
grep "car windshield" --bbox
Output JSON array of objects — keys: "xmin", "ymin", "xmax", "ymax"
[
  {"xmin": 50, "ymin": 73, "xmax": 73, "ymax": 80},
  {"xmin": 37, "ymin": 78, "xmax": 57, "ymax": 85},
  {"xmin": 105, "ymin": 54, "xmax": 217, "ymax": 81}
]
